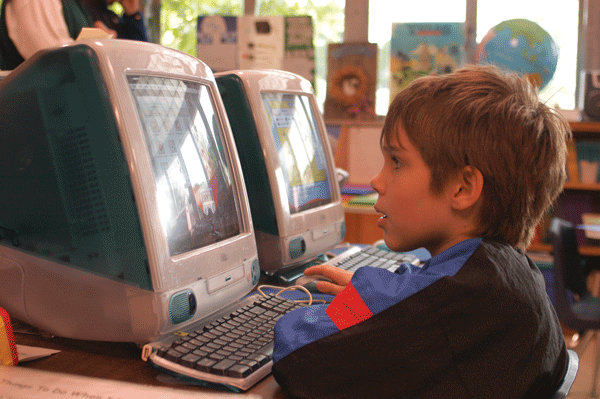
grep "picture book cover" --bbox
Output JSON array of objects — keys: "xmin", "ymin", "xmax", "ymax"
[
  {"xmin": 576, "ymin": 140, "xmax": 600, "ymax": 184},
  {"xmin": 324, "ymin": 42, "xmax": 378, "ymax": 120},
  {"xmin": 197, "ymin": 16, "xmax": 238, "ymax": 73},
  {"xmin": 389, "ymin": 22, "xmax": 464, "ymax": 102}
]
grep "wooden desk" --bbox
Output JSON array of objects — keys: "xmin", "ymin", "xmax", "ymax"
[{"xmin": 14, "ymin": 330, "xmax": 288, "ymax": 398}]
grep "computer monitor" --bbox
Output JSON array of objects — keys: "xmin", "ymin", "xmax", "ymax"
[
  {"xmin": 0, "ymin": 40, "xmax": 260, "ymax": 344},
  {"xmin": 215, "ymin": 70, "xmax": 345, "ymax": 279}
]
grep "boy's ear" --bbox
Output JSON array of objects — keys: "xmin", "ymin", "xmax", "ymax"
[{"xmin": 450, "ymin": 166, "xmax": 483, "ymax": 211}]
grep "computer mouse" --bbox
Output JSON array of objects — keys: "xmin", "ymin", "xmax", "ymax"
[{"xmin": 295, "ymin": 274, "xmax": 333, "ymax": 293}]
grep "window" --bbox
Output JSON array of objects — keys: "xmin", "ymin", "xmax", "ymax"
[
  {"xmin": 369, "ymin": 0, "xmax": 579, "ymax": 114},
  {"xmin": 476, "ymin": 0, "xmax": 579, "ymax": 110},
  {"xmin": 158, "ymin": 1, "xmax": 580, "ymax": 113},
  {"xmin": 159, "ymin": 0, "xmax": 343, "ymax": 106}
]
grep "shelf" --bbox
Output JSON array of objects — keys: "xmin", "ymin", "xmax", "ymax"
[
  {"xmin": 529, "ymin": 242, "xmax": 600, "ymax": 257},
  {"xmin": 563, "ymin": 182, "xmax": 600, "ymax": 191},
  {"xmin": 570, "ymin": 121, "xmax": 600, "ymax": 139},
  {"xmin": 529, "ymin": 243, "xmax": 552, "ymax": 253},
  {"xmin": 325, "ymin": 118, "xmax": 385, "ymax": 127},
  {"xmin": 543, "ymin": 122, "xmax": 600, "ymax": 257}
]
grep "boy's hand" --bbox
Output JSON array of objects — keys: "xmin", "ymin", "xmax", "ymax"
[{"xmin": 303, "ymin": 264, "xmax": 352, "ymax": 296}]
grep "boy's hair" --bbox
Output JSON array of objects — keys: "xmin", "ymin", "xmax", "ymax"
[{"xmin": 382, "ymin": 64, "xmax": 571, "ymax": 248}]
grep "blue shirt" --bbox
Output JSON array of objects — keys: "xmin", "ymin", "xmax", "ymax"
[{"xmin": 274, "ymin": 238, "xmax": 482, "ymax": 361}]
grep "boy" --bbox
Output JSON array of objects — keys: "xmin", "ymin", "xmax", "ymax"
[{"xmin": 272, "ymin": 65, "xmax": 571, "ymax": 399}]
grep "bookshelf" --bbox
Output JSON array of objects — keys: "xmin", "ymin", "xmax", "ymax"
[{"xmin": 529, "ymin": 121, "xmax": 600, "ymax": 256}]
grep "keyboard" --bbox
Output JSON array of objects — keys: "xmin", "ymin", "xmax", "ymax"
[
  {"xmin": 326, "ymin": 245, "xmax": 420, "ymax": 272},
  {"xmin": 273, "ymin": 245, "xmax": 422, "ymax": 284},
  {"xmin": 143, "ymin": 293, "xmax": 305, "ymax": 391}
]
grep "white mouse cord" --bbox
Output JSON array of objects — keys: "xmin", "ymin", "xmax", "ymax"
[{"xmin": 256, "ymin": 284, "xmax": 328, "ymax": 306}]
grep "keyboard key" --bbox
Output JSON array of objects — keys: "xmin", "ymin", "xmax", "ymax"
[
  {"xmin": 213, "ymin": 359, "xmax": 236, "ymax": 375},
  {"xmin": 180, "ymin": 353, "xmax": 201, "ymax": 368},
  {"xmin": 163, "ymin": 349, "xmax": 184, "ymax": 362},
  {"xmin": 257, "ymin": 342, "xmax": 274, "ymax": 357},
  {"xmin": 226, "ymin": 364, "xmax": 252, "ymax": 378},
  {"xmin": 239, "ymin": 358, "xmax": 259, "ymax": 371},
  {"xmin": 246, "ymin": 353, "xmax": 269, "ymax": 366},
  {"xmin": 195, "ymin": 358, "xmax": 217, "ymax": 372}
]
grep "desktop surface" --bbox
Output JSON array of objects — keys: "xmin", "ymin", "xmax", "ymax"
[{"xmin": 12, "ymin": 323, "xmax": 288, "ymax": 398}]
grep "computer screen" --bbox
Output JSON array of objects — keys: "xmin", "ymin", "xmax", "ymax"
[
  {"xmin": 0, "ymin": 40, "xmax": 259, "ymax": 343},
  {"xmin": 127, "ymin": 75, "xmax": 242, "ymax": 256},
  {"xmin": 215, "ymin": 70, "xmax": 345, "ymax": 279},
  {"xmin": 261, "ymin": 92, "xmax": 333, "ymax": 215}
]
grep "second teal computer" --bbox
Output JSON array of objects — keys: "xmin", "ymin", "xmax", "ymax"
[{"xmin": 215, "ymin": 70, "xmax": 346, "ymax": 282}]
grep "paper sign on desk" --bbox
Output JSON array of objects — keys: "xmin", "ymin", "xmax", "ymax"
[
  {"xmin": 0, "ymin": 365, "xmax": 256, "ymax": 399},
  {"xmin": 76, "ymin": 27, "xmax": 115, "ymax": 40},
  {"xmin": 16, "ymin": 345, "xmax": 60, "ymax": 362}
]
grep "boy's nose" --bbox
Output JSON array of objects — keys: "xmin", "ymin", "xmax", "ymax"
[{"xmin": 371, "ymin": 173, "xmax": 385, "ymax": 194}]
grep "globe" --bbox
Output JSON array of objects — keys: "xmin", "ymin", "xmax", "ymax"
[{"xmin": 477, "ymin": 19, "xmax": 559, "ymax": 90}]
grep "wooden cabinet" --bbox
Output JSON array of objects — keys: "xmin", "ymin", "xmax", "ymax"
[
  {"xmin": 529, "ymin": 121, "xmax": 600, "ymax": 256},
  {"xmin": 342, "ymin": 207, "xmax": 383, "ymax": 245}
]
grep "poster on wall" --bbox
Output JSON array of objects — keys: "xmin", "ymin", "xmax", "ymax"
[
  {"xmin": 238, "ymin": 15, "xmax": 286, "ymax": 70},
  {"xmin": 283, "ymin": 16, "xmax": 315, "ymax": 87},
  {"xmin": 324, "ymin": 42, "xmax": 378, "ymax": 120},
  {"xmin": 389, "ymin": 22, "xmax": 464, "ymax": 102},
  {"xmin": 196, "ymin": 16, "xmax": 314, "ymax": 84}
]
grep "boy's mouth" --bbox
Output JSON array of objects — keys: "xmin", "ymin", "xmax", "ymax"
[{"xmin": 374, "ymin": 207, "xmax": 387, "ymax": 225}]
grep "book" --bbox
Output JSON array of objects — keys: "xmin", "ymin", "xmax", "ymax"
[
  {"xmin": 576, "ymin": 140, "xmax": 600, "ymax": 183},
  {"xmin": 566, "ymin": 139, "xmax": 579, "ymax": 182},
  {"xmin": 389, "ymin": 22, "xmax": 464, "ymax": 102},
  {"xmin": 324, "ymin": 42, "xmax": 378, "ymax": 120},
  {"xmin": 347, "ymin": 192, "xmax": 378, "ymax": 206},
  {"xmin": 341, "ymin": 184, "xmax": 375, "ymax": 196},
  {"xmin": 197, "ymin": 16, "xmax": 238, "ymax": 73}
]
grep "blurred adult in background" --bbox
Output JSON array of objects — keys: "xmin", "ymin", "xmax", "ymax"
[
  {"xmin": 80, "ymin": 0, "xmax": 148, "ymax": 42},
  {"xmin": 0, "ymin": 0, "xmax": 148, "ymax": 70}
]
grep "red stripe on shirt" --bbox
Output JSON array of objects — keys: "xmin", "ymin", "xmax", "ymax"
[{"xmin": 325, "ymin": 282, "xmax": 373, "ymax": 330}]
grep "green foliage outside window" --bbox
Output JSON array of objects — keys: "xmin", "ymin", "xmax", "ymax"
[{"xmin": 159, "ymin": 0, "xmax": 344, "ymax": 99}]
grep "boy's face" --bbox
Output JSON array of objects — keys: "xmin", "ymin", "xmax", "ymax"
[{"xmin": 371, "ymin": 125, "xmax": 458, "ymax": 257}]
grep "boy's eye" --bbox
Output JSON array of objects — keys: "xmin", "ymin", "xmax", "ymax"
[{"xmin": 391, "ymin": 156, "xmax": 401, "ymax": 168}]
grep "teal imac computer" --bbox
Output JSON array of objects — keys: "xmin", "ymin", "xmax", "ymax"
[
  {"xmin": 0, "ymin": 40, "xmax": 260, "ymax": 344},
  {"xmin": 215, "ymin": 70, "xmax": 345, "ymax": 282}
]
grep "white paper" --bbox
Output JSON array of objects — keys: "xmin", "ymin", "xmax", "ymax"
[{"xmin": 0, "ymin": 365, "xmax": 256, "ymax": 399}]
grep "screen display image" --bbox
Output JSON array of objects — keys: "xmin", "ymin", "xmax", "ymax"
[
  {"xmin": 128, "ymin": 75, "xmax": 242, "ymax": 256},
  {"xmin": 261, "ymin": 92, "xmax": 332, "ymax": 214}
]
